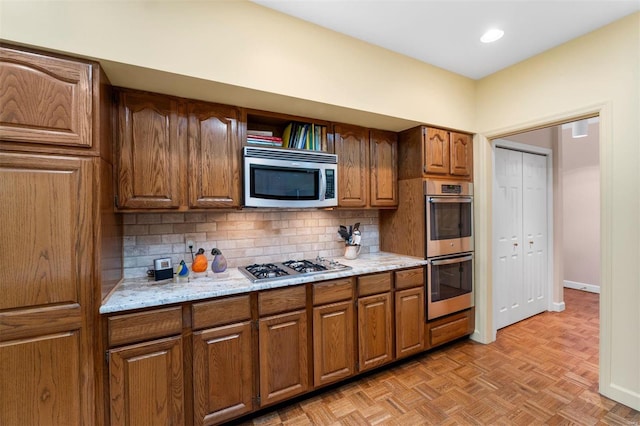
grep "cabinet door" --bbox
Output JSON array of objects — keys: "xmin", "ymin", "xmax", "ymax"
[
  {"xmin": 259, "ymin": 310, "xmax": 308, "ymax": 406},
  {"xmin": 313, "ymin": 301, "xmax": 354, "ymax": 387},
  {"xmin": 109, "ymin": 336, "xmax": 184, "ymax": 426},
  {"xmin": 188, "ymin": 102, "xmax": 240, "ymax": 208},
  {"xmin": 424, "ymin": 127, "xmax": 450, "ymax": 175},
  {"xmin": 0, "ymin": 153, "xmax": 92, "ymax": 312},
  {"xmin": 334, "ymin": 124, "xmax": 369, "ymax": 207},
  {"xmin": 0, "ymin": 46, "xmax": 92, "ymax": 148},
  {"xmin": 370, "ymin": 130, "xmax": 398, "ymax": 207},
  {"xmin": 117, "ymin": 90, "xmax": 185, "ymax": 209},
  {"xmin": 357, "ymin": 293, "xmax": 393, "ymax": 372},
  {"xmin": 193, "ymin": 322, "xmax": 253, "ymax": 425},
  {"xmin": 450, "ymin": 132, "xmax": 473, "ymax": 178},
  {"xmin": 0, "ymin": 331, "xmax": 85, "ymax": 425},
  {"xmin": 395, "ymin": 287, "xmax": 425, "ymax": 359}
]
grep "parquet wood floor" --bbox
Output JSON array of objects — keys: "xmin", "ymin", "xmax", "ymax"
[{"xmin": 237, "ymin": 289, "xmax": 639, "ymax": 425}]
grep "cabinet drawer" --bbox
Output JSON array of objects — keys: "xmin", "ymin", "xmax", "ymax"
[
  {"xmin": 357, "ymin": 272, "xmax": 392, "ymax": 297},
  {"xmin": 313, "ymin": 278, "xmax": 354, "ymax": 305},
  {"xmin": 395, "ymin": 267, "xmax": 424, "ymax": 290},
  {"xmin": 259, "ymin": 285, "xmax": 306, "ymax": 316},
  {"xmin": 427, "ymin": 309, "xmax": 473, "ymax": 348},
  {"xmin": 192, "ymin": 295, "xmax": 251, "ymax": 330},
  {"xmin": 108, "ymin": 306, "xmax": 182, "ymax": 347}
]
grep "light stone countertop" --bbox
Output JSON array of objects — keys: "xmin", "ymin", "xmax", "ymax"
[{"xmin": 100, "ymin": 252, "xmax": 427, "ymax": 314}]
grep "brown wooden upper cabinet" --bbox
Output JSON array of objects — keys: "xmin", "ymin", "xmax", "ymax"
[
  {"xmin": 0, "ymin": 45, "xmax": 93, "ymax": 150},
  {"xmin": 115, "ymin": 89, "xmax": 241, "ymax": 210},
  {"xmin": 370, "ymin": 129, "xmax": 398, "ymax": 207},
  {"xmin": 188, "ymin": 101, "xmax": 240, "ymax": 208},
  {"xmin": 399, "ymin": 126, "xmax": 473, "ymax": 181},
  {"xmin": 116, "ymin": 89, "xmax": 186, "ymax": 209},
  {"xmin": 335, "ymin": 124, "xmax": 398, "ymax": 208}
]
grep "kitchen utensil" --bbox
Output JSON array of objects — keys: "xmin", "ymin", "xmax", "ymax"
[{"xmin": 338, "ymin": 225, "xmax": 351, "ymax": 241}]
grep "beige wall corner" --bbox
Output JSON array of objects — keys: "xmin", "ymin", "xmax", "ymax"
[{"xmin": 476, "ymin": 13, "xmax": 640, "ymax": 410}]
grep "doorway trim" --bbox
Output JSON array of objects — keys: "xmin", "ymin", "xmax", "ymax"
[
  {"xmin": 490, "ymin": 139, "xmax": 556, "ymax": 341},
  {"xmin": 471, "ymin": 101, "xmax": 611, "ymax": 403}
]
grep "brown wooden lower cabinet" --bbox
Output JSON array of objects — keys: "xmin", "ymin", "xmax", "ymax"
[
  {"xmin": 0, "ymin": 331, "xmax": 84, "ymax": 425},
  {"xmin": 102, "ymin": 274, "xmax": 475, "ymax": 425},
  {"xmin": 258, "ymin": 309, "xmax": 309, "ymax": 406},
  {"xmin": 357, "ymin": 292, "xmax": 393, "ymax": 372},
  {"xmin": 108, "ymin": 336, "xmax": 184, "ymax": 426},
  {"xmin": 313, "ymin": 301, "xmax": 355, "ymax": 386},
  {"xmin": 193, "ymin": 321, "xmax": 253, "ymax": 425},
  {"xmin": 426, "ymin": 308, "xmax": 475, "ymax": 349},
  {"xmin": 395, "ymin": 286, "xmax": 425, "ymax": 358}
]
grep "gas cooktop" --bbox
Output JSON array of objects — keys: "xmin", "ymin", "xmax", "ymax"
[{"xmin": 240, "ymin": 257, "xmax": 351, "ymax": 282}]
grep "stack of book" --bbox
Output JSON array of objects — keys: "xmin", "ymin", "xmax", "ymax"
[
  {"xmin": 282, "ymin": 122, "xmax": 327, "ymax": 151},
  {"xmin": 246, "ymin": 130, "xmax": 283, "ymax": 147}
]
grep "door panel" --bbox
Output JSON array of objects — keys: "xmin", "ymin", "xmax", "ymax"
[
  {"xmin": 0, "ymin": 154, "xmax": 91, "ymax": 310},
  {"xmin": 109, "ymin": 336, "xmax": 184, "ymax": 426},
  {"xmin": 258, "ymin": 310, "xmax": 308, "ymax": 406},
  {"xmin": 334, "ymin": 124, "xmax": 369, "ymax": 207},
  {"xmin": 117, "ymin": 90, "xmax": 185, "ymax": 209},
  {"xmin": 522, "ymin": 153, "xmax": 548, "ymax": 319},
  {"xmin": 188, "ymin": 102, "xmax": 240, "ymax": 208},
  {"xmin": 494, "ymin": 148, "xmax": 524, "ymax": 330},
  {"xmin": 0, "ymin": 332, "xmax": 82, "ymax": 426},
  {"xmin": 193, "ymin": 322, "xmax": 253, "ymax": 425}
]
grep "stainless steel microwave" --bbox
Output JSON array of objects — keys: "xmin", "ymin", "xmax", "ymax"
[{"xmin": 243, "ymin": 146, "xmax": 338, "ymax": 208}]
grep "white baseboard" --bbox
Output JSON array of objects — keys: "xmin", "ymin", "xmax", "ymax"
[
  {"xmin": 564, "ymin": 280, "xmax": 600, "ymax": 294},
  {"xmin": 550, "ymin": 301, "xmax": 566, "ymax": 312}
]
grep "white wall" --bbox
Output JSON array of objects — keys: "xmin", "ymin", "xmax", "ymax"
[
  {"xmin": 475, "ymin": 13, "xmax": 639, "ymax": 409},
  {"xmin": 562, "ymin": 122, "xmax": 600, "ymax": 290}
]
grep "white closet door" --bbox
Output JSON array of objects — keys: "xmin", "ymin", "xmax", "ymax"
[
  {"xmin": 494, "ymin": 147, "xmax": 548, "ymax": 330},
  {"xmin": 522, "ymin": 152, "xmax": 548, "ymax": 319},
  {"xmin": 494, "ymin": 148, "xmax": 524, "ymax": 330}
]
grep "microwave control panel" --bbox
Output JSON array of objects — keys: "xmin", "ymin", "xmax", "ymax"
[{"xmin": 325, "ymin": 170, "xmax": 335, "ymax": 198}]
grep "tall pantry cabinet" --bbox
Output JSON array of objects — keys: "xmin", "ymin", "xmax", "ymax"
[{"xmin": 0, "ymin": 45, "xmax": 122, "ymax": 425}]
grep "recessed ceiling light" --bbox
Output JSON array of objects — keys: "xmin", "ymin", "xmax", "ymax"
[{"xmin": 481, "ymin": 28, "xmax": 504, "ymax": 43}]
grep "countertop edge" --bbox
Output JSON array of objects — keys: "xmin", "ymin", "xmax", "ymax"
[{"xmin": 100, "ymin": 253, "xmax": 427, "ymax": 315}]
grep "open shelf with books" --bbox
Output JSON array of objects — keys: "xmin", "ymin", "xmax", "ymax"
[{"xmin": 244, "ymin": 109, "xmax": 333, "ymax": 152}]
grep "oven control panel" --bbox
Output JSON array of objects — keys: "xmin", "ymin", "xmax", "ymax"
[{"xmin": 441, "ymin": 184, "xmax": 462, "ymax": 194}]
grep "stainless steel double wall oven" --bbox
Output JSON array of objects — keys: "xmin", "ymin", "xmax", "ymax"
[{"xmin": 425, "ymin": 180, "xmax": 474, "ymax": 320}]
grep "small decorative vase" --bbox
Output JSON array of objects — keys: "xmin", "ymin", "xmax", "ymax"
[
  {"xmin": 177, "ymin": 260, "xmax": 189, "ymax": 283},
  {"xmin": 211, "ymin": 248, "xmax": 227, "ymax": 273},
  {"xmin": 192, "ymin": 248, "xmax": 208, "ymax": 273},
  {"xmin": 177, "ymin": 260, "xmax": 189, "ymax": 277}
]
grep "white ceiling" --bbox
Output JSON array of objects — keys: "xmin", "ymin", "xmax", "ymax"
[{"xmin": 251, "ymin": 0, "xmax": 640, "ymax": 80}]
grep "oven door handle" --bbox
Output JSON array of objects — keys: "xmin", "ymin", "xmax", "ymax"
[
  {"xmin": 429, "ymin": 254, "xmax": 474, "ymax": 266},
  {"xmin": 428, "ymin": 197, "xmax": 473, "ymax": 204}
]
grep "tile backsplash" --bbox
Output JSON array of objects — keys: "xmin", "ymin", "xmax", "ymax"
[{"xmin": 123, "ymin": 209, "xmax": 380, "ymax": 278}]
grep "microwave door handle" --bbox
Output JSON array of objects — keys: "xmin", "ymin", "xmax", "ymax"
[
  {"xmin": 319, "ymin": 169, "xmax": 326, "ymax": 201},
  {"xmin": 428, "ymin": 197, "xmax": 473, "ymax": 204},
  {"xmin": 430, "ymin": 254, "xmax": 474, "ymax": 266}
]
